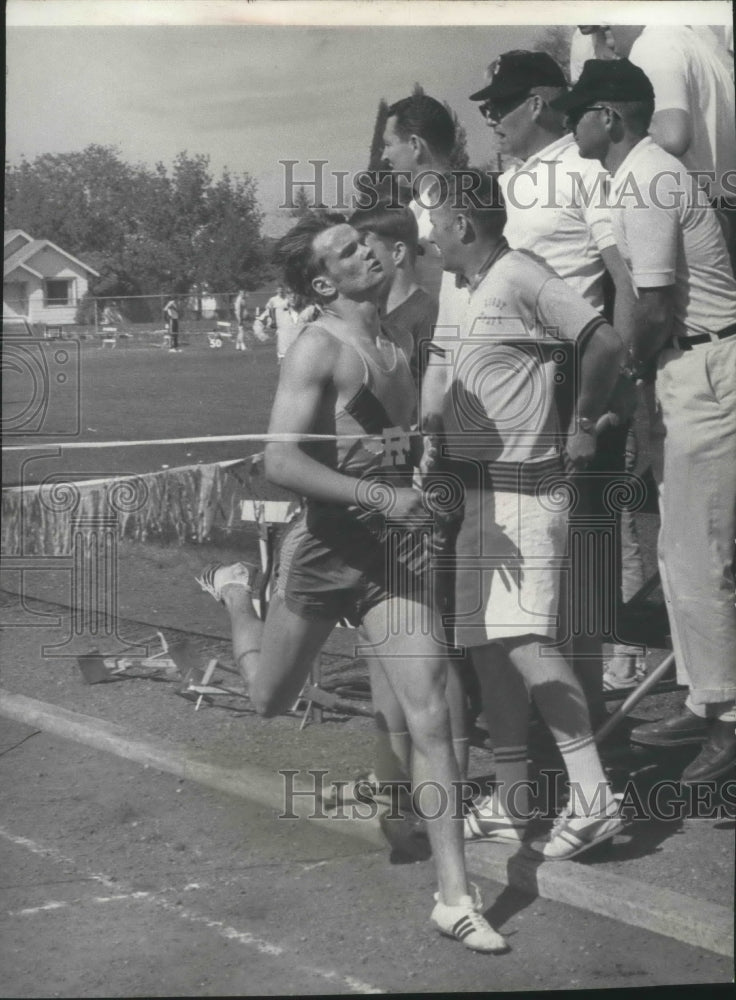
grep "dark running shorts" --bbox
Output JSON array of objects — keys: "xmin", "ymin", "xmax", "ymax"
[{"xmin": 273, "ymin": 502, "xmax": 446, "ymax": 626}]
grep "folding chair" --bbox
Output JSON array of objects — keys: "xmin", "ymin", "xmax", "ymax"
[{"xmin": 100, "ymin": 325, "xmax": 118, "ymax": 348}]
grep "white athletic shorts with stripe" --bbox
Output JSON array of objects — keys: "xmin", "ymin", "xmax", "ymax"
[{"xmin": 452, "ymin": 487, "xmax": 569, "ymax": 647}]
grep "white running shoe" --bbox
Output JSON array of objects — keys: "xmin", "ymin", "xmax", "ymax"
[
  {"xmin": 195, "ymin": 562, "xmax": 256, "ymax": 603},
  {"xmin": 431, "ymin": 883, "xmax": 508, "ymax": 953},
  {"xmin": 464, "ymin": 795, "xmax": 528, "ymax": 844},
  {"xmin": 526, "ymin": 794, "xmax": 625, "ymax": 860}
]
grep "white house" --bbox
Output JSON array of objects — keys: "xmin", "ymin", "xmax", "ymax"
[{"xmin": 3, "ymin": 230, "xmax": 100, "ymax": 327}]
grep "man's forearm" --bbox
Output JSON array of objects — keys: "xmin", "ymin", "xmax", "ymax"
[
  {"xmin": 420, "ymin": 350, "xmax": 449, "ymax": 434},
  {"xmin": 617, "ymin": 289, "xmax": 674, "ymax": 367},
  {"xmin": 575, "ymin": 324, "xmax": 626, "ymax": 422}
]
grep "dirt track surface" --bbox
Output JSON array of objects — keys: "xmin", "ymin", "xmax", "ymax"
[{"xmin": 2, "ymin": 718, "xmax": 732, "ymax": 997}]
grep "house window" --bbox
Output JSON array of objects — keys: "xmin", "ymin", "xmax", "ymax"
[{"xmin": 45, "ymin": 279, "xmax": 74, "ymax": 306}]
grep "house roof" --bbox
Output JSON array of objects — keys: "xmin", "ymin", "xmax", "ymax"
[
  {"xmin": 3, "ymin": 232, "xmax": 100, "ymax": 279},
  {"xmin": 4, "ymin": 229, "xmax": 33, "ymax": 248}
]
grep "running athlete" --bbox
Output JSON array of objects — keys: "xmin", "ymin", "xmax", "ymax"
[{"xmin": 196, "ymin": 213, "xmax": 507, "ymax": 953}]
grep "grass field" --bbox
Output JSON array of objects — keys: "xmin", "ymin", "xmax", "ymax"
[{"xmin": 2, "ymin": 335, "xmax": 281, "ymax": 487}]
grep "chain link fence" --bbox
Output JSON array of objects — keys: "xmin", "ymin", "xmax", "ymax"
[{"xmin": 41, "ymin": 290, "xmax": 277, "ymax": 343}]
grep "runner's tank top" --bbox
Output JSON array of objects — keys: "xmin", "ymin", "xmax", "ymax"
[{"xmin": 308, "ymin": 323, "xmax": 417, "ymax": 477}]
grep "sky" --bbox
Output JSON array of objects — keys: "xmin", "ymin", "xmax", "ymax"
[{"xmin": 6, "ymin": 1, "xmax": 733, "ymax": 236}]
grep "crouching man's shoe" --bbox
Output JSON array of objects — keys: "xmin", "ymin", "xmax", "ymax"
[
  {"xmin": 681, "ymin": 721, "xmax": 736, "ymax": 784},
  {"xmin": 431, "ymin": 883, "xmax": 509, "ymax": 953},
  {"xmin": 629, "ymin": 707, "xmax": 710, "ymax": 747}
]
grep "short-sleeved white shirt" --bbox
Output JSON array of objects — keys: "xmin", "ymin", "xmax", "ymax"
[
  {"xmin": 628, "ymin": 26, "xmax": 736, "ymax": 201},
  {"xmin": 436, "ymin": 244, "xmax": 606, "ymax": 467},
  {"xmin": 409, "ymin": 176, "xmax": 471, "ymax": 334},
  {"xmin": 569, "ymin": 30, "xmax": 596, "ymax": 85},
  {"xmin": 409, "ymin": 182, "xmax": 446, "ymax": 303},
  {"xmin": 608, "ymin": 136, "xmax": 736, "ymax": 339},
  {"xmin": 499, "ymin": 134, "xmax": 616, "ymax": 312}
]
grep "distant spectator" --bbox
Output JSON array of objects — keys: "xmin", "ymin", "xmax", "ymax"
[
  {"xmin": 267, "ymin": 284, "xmax": 298, "ymax": 361},
  {"xmin": 233, "ymin": 288, "xmax": 251, "ymax": 352},
  {"xmin": 164, "ymin": 298, "xmax": 181, "ymax": 353}
]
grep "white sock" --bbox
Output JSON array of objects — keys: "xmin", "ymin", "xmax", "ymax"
[{"xmin": 557, "ymin": 733, "xmax": 614, "ymax": 815}]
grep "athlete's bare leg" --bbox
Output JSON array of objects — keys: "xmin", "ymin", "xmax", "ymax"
[
  {"xmin": 220, "ymin": 581, "xmax": 336, "ymax": 717},
  {"xmin": 359, "ymin": 596, "xmax": 472, "ymax": 907}
]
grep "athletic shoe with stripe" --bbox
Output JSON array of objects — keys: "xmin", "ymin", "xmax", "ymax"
[
  {"xmin": 526, "ymin": 794, "xmax": 625, "ymax": 860},
  {"xmin": 431, "ymin": 883, "xmax": 508, "ymax": 953},
  {"xmin": 464, "ymin": 795, "xmax": 528, "ymax": 844},
  {"xmin": 195, "ymin": 562, "xmax": 256, "ymax": 603}
]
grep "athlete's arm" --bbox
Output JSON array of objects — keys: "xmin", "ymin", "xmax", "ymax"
[
  {"xmin": 265, "ymin": 327, "xmax": 424, "ymax": 519},
  {"xmin": 265, "ymin": 327, "xmax": 361, "ymax": 505}
]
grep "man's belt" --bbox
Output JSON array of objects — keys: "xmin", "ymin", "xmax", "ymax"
[{"xmin": 671, "ymin": 323, "xmax": 736, "ymax": 351}]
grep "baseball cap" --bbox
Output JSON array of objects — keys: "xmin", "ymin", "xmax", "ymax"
[
  {"xmin": 469, "ymin": 50, "xmax": 567, "ymax": 103},
  {"xmin": 549, "ymin": 59, "xmax": 655, "ymax": 113}
]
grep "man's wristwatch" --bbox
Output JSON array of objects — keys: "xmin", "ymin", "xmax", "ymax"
[{"xmin": 576, "ymin": 416, "xmax": 597, "ymax": 435}]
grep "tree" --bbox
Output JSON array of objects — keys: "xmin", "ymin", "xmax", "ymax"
[
  {"xmin": 290, "ymin": 185, "xmax": 313, "ymax": 218},
  {"xmin": 533, "ymin": 25, "xmax": 574, "ymax": 83},
  {"xmin": 5, "ymin": 146, "xmax": 268, "ymax": 299},
  {"xmin": 444, "ymin": 101, "xmax": 470, "ymax": 170},
  {"xmin": 367, "ymin": 97, "xmax": 390, "ymax": 171}
]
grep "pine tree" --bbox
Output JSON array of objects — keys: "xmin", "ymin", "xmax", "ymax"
[
  {"xmin": 444, "ymin": 102, "xmax": 470, "ymax": 170},
  {"xmin": 290, "ymin": 185, "xmax": 312, "ymax": 218},
  {"xmin": 533, "ymin": 26, "xmax": 574, "ymax": 83},
  {"xmin": 367, "ymin": 98, "xmax": 390, "ymax": 171}
]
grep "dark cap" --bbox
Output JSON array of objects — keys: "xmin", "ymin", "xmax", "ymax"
[
  {"xmin": 469, "ymin": 50, "xmax": 567, "ymax": 103},
  {"xmin": 549, "ymin": 59, "xmax": 655, "ymax": 112}
]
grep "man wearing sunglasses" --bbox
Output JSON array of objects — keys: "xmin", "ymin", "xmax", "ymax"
[
  {"xmin": 552, "ymin": 59, "xmax": 736, "ymax": 784},
  {"xmin": 468, "ymin": 50, "xmax": 643, "ymax": 729}
]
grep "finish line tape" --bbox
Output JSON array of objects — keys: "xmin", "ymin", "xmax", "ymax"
[{"xmin": 2, "ymin": 430, "xmax": 421, "ymax": 452}]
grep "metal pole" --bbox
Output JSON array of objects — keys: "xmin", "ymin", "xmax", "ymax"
[{"xmin": 594, "ymin": 652, "xmax": 676, "ymax": 743}]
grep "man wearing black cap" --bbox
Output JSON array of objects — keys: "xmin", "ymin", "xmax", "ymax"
[
  {"xmin": 553, "ymin": 59, "xmax": 736, "ymax": 783},
  {"xmin": 469, "ymin": 49, "xmax": 644, "ymax": 719}
]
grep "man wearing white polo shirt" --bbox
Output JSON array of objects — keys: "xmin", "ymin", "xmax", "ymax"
[
  {"xmin": 609, "ymin": 24, "xmax": 736, "ymax": 271},
  {"xmin": 427, "ymin": 170, "xmax": 626, "ymax": 858},
  {"xmin": 468, "ymin": 49, "xmax": 642, "ymax": 715},
  {"xmin": 554, "ymin": 59, "xmax": 736, "ymax": 783}
]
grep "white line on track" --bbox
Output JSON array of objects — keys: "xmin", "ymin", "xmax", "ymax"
[{"xmin": 0, "ymin": 826, "xmax": 385, "ymax": 995}]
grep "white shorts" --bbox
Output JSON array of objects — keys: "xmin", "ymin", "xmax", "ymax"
[{"xmin": 453, "ymin": 488, "xmax": 569, "ymax": 646}]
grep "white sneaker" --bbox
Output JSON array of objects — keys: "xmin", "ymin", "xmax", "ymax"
[
  {"xmin": 464, "ymin": 795, "xmax": 528, "ymax": 844},
  {"xmin": 195, "ymin": 562, "xmax": 256, "ymax": 603},
  {"xmin": 431, "ymin": 883, "xmax": 508, "ymax": 953},
  {"xmin": 526, "ymin": 794, "xmax": 625, "ymax": 860}
]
